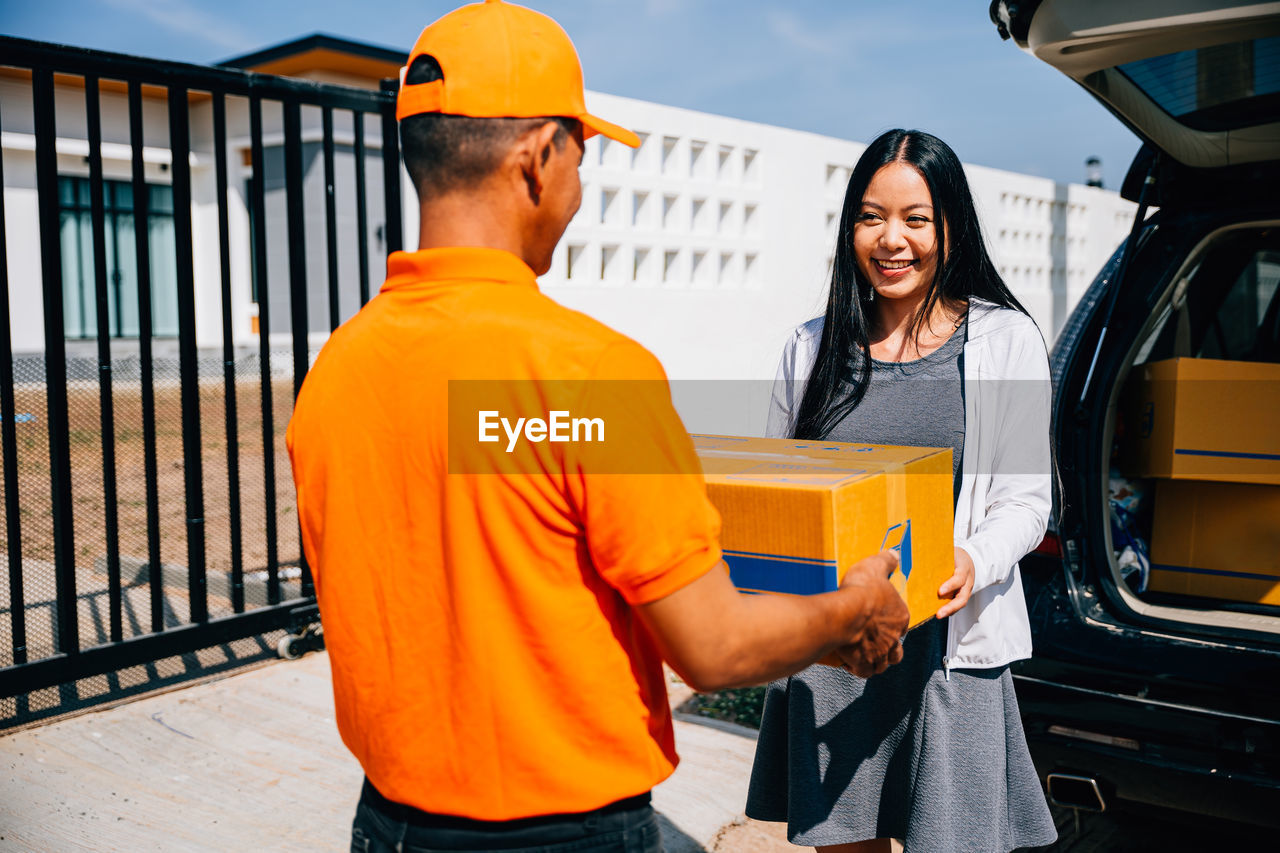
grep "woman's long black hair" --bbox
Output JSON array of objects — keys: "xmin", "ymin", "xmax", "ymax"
[{"xmin": 791, "ymin": 129, "xmax": 1028, "ymax": 440}]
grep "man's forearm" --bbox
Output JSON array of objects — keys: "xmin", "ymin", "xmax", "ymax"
[
  {"xmin": 705, "ymin": 587, "xmax": 872, "ymax": 689},
  {"xmin": 638, "ymin": 557, "xmax": 904, "ymax": 693}
]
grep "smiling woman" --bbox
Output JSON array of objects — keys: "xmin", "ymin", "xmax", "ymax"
[
  {"xmin": 789, "ymin": 129, "xmax": 1031, "ymax": 440},
  {"xmin": 853, "ymin": 163, "xmax": 940, "ymax": 304},
  {"xmin": 746, "ymin": 129, "xmax": 1058, "ymax": 853}
]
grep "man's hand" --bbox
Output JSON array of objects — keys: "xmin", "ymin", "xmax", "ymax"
[
  {"xmin": 936, "ymin": 546, "xmax": 976, "ymax": 619},
  {"xmin": 638, "ymin": 549, "xmax": 911, "ymax": 691},
  {"xmin": 833, "ymin": 551, "xmax": 909, "ymax": 678}
]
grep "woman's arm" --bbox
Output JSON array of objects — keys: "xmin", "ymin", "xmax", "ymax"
[
  {"xmin": 765, "ymin": 329, "xmax": 803, "ymax": 438},
  {"xmin": 957, "ymin": 320, "xmax": 1053, "ymax": 595}
]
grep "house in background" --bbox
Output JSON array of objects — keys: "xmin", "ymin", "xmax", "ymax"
[
  {"xmin": 0, "ymin": 34, "xmax": 395, "ymax": 374},
  {"xmin": 2, "ymin": 34, "xmax": 1133, "ymax": 417}
]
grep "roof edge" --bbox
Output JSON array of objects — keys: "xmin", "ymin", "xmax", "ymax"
[{"xmin": 218, "ymin": 33, "xmax": 405, "ymax": 70}]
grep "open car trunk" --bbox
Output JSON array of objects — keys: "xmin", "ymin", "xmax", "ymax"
[
  {"xmin": 1100, "ymin": 217, "xmax": 1280, "ymax": 637},
  {"xmin": 990, "ymin": 0, "xmax": 1280, "ymax": 638},
  {"xmin": 991, "ymin": 4, "xmax": 1280, "ymax": 828}
]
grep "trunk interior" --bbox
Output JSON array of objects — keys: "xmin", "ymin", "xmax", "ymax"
[{"xmin": 1098, "ymin": 217, "xmax": 1280, "ymax": 637}]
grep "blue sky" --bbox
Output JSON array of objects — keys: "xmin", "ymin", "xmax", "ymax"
[{"xmin": 3, "ymin": 0, "xmax": 1143, "ymax": 190}]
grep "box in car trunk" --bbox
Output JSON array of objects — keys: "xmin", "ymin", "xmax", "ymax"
[
  {"xmin": 1121, "ymin": 357, "xmax": 1280, "ymax": 486},
  {"xmin": 1149, "ymin": 479, "xmax": 1280, "ymax": 606}
]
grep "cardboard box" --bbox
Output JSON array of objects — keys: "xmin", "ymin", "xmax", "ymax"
[
  {"xmin": 692, "ymin": 435, "xmax": 954, "ymax": 651},
  {"xmin": 1121, "ymin": 358, "xmax": 1280, "ymax": 486},
  {"xmin": 1149, "ymin": 479, "xmax": 1280, "ymax": 606}
]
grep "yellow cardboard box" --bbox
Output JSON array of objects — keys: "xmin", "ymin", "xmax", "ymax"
[
  {"xmin": 1121, "ymin": 358, "xmax": 1280, "ymax": 486},
  {"xmin": 1149, "ymin": 479, "xmax": 1280, "ymax": 606},
  {"xmin": 692, "ymin": 435, "xmax": 955, "ymax": 648}
]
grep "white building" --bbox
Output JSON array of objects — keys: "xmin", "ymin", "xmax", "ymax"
[
  {"xmin": 553, "ymin": 91, "xmax": 1135, "ymax": 388},
  {"xmin": 1, "ymin": 36, "xmax": 1134, "ymax": 404}
]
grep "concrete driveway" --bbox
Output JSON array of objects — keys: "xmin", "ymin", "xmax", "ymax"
[
  {"xmin": 0, "ymin": 652, "xmax": 791, "ymax": 852},
  {"xmin": 2, "ymin": 652, "xmax": 1254, "ymax": 851}
]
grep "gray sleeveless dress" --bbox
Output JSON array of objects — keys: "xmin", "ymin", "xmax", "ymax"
[{"xmin": 745, "ymin": 330, "xmax": 1057, "ymax": 852}]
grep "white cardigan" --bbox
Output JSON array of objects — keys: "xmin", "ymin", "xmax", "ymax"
[{"xmin": 767, "ymin": 300, "xmax": 1052, "ymax": 673}]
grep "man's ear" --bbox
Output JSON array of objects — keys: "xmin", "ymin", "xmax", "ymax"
[{"xmin": 513, "ymin": 121, "xmax": 563, "ymax": 206}]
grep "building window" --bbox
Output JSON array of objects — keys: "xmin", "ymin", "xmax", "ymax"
[
  {"xmin": 718, "ymin": 145, "xmax": 734, "ymax": 181},
  {"xmin": 662, "ymin": 136, "xmax": 680, "ymax": 176},
  {"xmin": 690, "ymin": 140, "xmax": 709, "ymax": 179},
  {"xmin": 58, "ymin": 176, "xmax": 178, "ymax": 339},
  {"xmin": 692, "ymin": 197, "xmax": 709, "ymax": 233},
  {"xmin": 567, "ymin": 244, "xmax": 586, "ymax": 280},
  {"xmin": 663, "ymin": 194, "xmax": 680, "ymax": 230},
  {"xmin": 631, "ymin": 133, "xmax": 652, "ymax": 171},
  {"xmin": 632, "ymin": 191, "xmax": 652, "ymax": 227},
  {"xmin": 600, "ymin": 245, "xmax": 619, "ymax": 280},
  {"xmin": 601, "ymin": 187, "xmax": 620, "ymax": 226},
  {"xmin": 633, "ymin": 247, "xmax": 653, "ymax": 282},
  {"xmin": 663, "ymin": 249, "xmax": 680, "ymax": 283}
]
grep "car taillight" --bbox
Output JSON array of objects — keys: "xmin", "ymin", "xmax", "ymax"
[{"xmin": 1033, "ymin": 532, "xmax": 1062, "ymax": 557}]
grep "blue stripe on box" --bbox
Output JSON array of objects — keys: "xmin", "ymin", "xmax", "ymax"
[
  {"xmin": 1152, "ymin": 563, "xmax": 1280, "ymax": 583},
  {"xmin": 724, "ymin": 550, "xmax": 839, "ymax": 595},
  {"xmin": 1174, "ymin": 448, "xmax": 1280, "ymax": 462}
]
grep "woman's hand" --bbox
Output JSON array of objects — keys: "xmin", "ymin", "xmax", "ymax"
[{"xmin": 936, "ymin": 546, "xmax": 976, "ymax": 619}]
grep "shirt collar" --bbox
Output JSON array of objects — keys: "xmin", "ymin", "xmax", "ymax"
[{"xmin": 382, "ymin": 247, "xmax": 538, "ymax": 292}]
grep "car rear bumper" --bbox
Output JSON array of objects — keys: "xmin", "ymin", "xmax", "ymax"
[{"xmin": 1014, "ymin": 673, "xmax": 1280, "ymax": 829}]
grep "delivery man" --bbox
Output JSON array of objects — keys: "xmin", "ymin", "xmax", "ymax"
[{"xmin": 286, "ymin": 2, "xmax": 909, "ymax": 851}]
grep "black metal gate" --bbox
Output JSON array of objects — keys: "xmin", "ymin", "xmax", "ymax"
[{"xmin": 0, "ymin": 36, "xmax": 403, "ymax": 724}]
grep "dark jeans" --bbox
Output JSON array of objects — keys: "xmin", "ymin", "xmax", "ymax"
[{"xmin": 351, "ymin": 779, "xmax": 663, "ymax": 853}]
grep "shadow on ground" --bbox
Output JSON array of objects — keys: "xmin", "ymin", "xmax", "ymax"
[
  {"xmin": 0, "ymin": 631, "xmax": 288, "ymax": 731},
  {"xmin": 657, "ymin": 812, "xmax": 708, "ymax": 852},
  {"xmin": 2, "ymin": 551, "xmax": 307, "ymax": 731}
]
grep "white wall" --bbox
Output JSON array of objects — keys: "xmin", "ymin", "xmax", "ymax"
[
  {"xmin": 3, "ymin": 80, "xmax": 1134, "ymax": 387},
  {"xmin": 966, "ymin": 164, "xmax": 1134, "ymax": 339},
  {"xmin": 542, "ymin": 91, "xmax": 1136, "ymax": 389},
  {"xmin": 1, "ymin": 147, "xmax": 44, "ymax": 353},
  {"xmin": 543, "ymin": 92, "xmax": 859, "ymax": 383}
]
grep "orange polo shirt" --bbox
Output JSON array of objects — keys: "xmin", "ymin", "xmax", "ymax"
[{"xmin": 286, "ymin": 247, "xmax": 722, "ymax": 820}]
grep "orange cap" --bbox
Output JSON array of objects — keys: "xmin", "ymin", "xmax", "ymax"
[{"xmin": 396, "ymin": 0, "xmax": 640, "ymax": 148}]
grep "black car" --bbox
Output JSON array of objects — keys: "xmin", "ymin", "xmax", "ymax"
[{"xmin": 989, "ymin": 0, "xmax": 1280, "ymax": 839}]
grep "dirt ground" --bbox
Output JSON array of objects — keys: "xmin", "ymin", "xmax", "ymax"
[
  {"xmin": 3, "ymin": 374, "xmax": 301, "ymax": 578},
  {"xmin": 0, "ymin": 368, "xmax": 305, "ymax": 668}
]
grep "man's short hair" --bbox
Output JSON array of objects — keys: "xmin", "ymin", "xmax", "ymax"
[{"xmin": 399, "ymin": 55, "xmax": 580, "ymax": 199}]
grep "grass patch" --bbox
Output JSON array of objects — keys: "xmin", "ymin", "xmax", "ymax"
[{"xmin": 680, "ymin": 686, "xmax": 766, "ymax": 729}]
